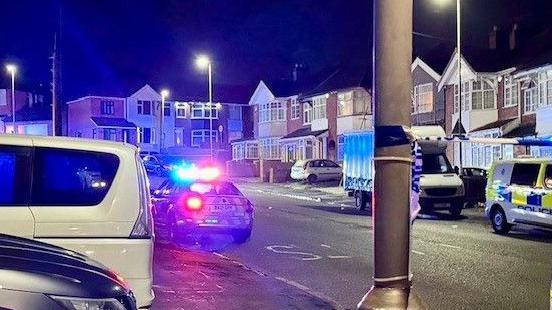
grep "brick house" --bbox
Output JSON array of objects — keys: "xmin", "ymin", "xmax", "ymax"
[
  {"xmin": 67, "ymin": 96, "xmax": 137, "ymax": 143},
  {"xmin": 0, "ymin": 89, "xmax": 52, "ymax": 135}
]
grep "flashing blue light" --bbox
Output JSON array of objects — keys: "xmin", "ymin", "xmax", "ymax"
[{"xmin": 173, "ymin": 164, "xmax": 199, "ymax": 182}]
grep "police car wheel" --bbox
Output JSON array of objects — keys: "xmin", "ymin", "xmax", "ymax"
[
  {"xmin": 491, "ymin": 208, "xmax": 511, "ymax": 235},
  {"xmin": 307, "ymin": 174, "xmax": 318, "ymax": 184},
  {"xmin": 354, "ymin": 191, "xmax": 367, "ymax": 211}
]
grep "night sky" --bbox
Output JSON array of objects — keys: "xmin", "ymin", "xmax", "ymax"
[{"xmin": 1, "ymin": 0, "xmax": 551, "ymax": 100}]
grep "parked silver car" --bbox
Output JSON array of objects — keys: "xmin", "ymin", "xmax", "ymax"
[{"xmin": 290, "ymin": 159, "xmax": 342, "ymax": 183}]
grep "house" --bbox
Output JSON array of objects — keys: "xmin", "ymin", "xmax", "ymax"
[
  {"xmin": 67, "ymin": 96, "xmax": 137, "ymax": 143},
  {"xmin": 0, "ymin": 89, "xmax": 52, "ymax": 135},
  {"xmin": 231, "ymin": 61, "xmax": 372, "ymax": 180},
  {"xmin": 411, "ymin": 56, "xmax": 448, "ymax": 127}
]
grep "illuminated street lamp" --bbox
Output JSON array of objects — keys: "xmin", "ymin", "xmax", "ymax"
[
  {"xmin": 5, "ymin": 64, "xmax": 17, "ymax": 134},
  {"xmin": 159, "ymin": 89, "xmax": 170, "ymax": 151},
  {"xmin": 195, "ymin": 55, "xmax": 214, "ymax": 160}
]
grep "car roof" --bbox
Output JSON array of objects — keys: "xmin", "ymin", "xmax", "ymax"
[
  {"xmin": 0, "ymin": 134, "xmax": 137, "ymax": 153},
  {"xmin": 494, "ymin": 158, "xmax": 552, "ymax": 165},
  {"xmin": 0, "ymin": 234, "xmax": 129, "ymax": 298}
]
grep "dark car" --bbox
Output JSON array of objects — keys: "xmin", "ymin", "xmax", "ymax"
[
  {"xmin": 0, "ymin": 234, "xmax": 136, "ymax": 310},
  {"xmin": 460, "ymin": 167, "xmax": 488, "ymax": 207},
  {"xmin": 152, "ymin": 178, "xmax": 254, "ymax": 243}
]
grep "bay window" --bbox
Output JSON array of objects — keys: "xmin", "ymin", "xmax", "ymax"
[
  {"xmin": 192, "ymin": 103, "xmax": 218, "ymax": 119},
  {"xmin": 453, "ymin": 78, "xmax": 495, "ymax": 112},
  {"xmin": 232, "ymin": 142, "xmax": 258, "ymax": 160},
  {"xmin": 524, "ymin": 83, "xmax": 538, "ymax": 114},
  {"xmin": 538, "ymin": 70, "xmax": 552, "ymax": 107},
  {"xmin": 290, "ymin": 99, "xmax": 301, "ymax": 119},
  {"xmin": 259, "ymin": 102, "xmax": 285, "ymax": 123},
  {"xmin": 303, "ymin": 102, "xmax": 312, "ymax": 124},
  {"xmin": 259, "ymin": 137, "xmax": 281, "ymax": 160},
  {"xmin": 191, "ymin": 130, "xmax": 217, "ymax": 147}
]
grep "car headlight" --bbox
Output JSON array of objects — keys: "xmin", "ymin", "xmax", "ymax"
[{"xmin": 50, "ymin": 296, "xmax": 127, "ymax": 310}]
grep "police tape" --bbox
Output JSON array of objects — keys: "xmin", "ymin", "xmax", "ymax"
[{"xmin": 415, "ymin": 135, "xmax": 552, "ymax": 147}]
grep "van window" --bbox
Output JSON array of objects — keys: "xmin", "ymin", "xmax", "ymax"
[
  {"xmin": 0, "ymin": 146, "xmax": 32, "ymax": 206},
  {"xmin": 421, "ymin": 154, "xmax": 454, "ymax": 174},
  {"xmin": 510, "ymin": 163, "xmax": 540, "ymax": 187},
  {"xmin": 31, "ymin": 148, "xmax": 120, "ymax": 206}
]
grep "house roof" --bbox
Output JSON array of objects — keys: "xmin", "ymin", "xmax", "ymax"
[
  {"xmin": 262, "ymin": 79, "xmax": 304, "ymax": 98},
  {"xmin": 416, "ymin": 42, "xmax": 456, "ymax": 75},
  {"xmin": 502, "ymin": 123, "xmax": 536, "ymax": 138},
  {"xmin": 471, "ymin": 118, "xmax": 517, "ymax": 132},
  {"xmin": 282, "ymin": 126, "xmax": 328, "ymax": 139},
  {"xmin": 2, "ymin": 105, "xmax": 52, "ymax": 122},
  {"xmin": 90, "ymin": 117, "xmax": 136, "ymax": 128},
  {"xmin": 300, "ymin": 60, "xmax": 371, "ymax": 98}
]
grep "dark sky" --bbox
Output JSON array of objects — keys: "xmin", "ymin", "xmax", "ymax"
[{"xmin": 1, "ymin": 0, "xmax": 551, "ymax": 100}]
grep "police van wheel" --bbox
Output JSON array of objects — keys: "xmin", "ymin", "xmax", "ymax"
[
  {"xmin": 354, "ymin": 191, "xmax": 367, "ymax": 211},
  {"xmin": 491, "ymin": 208, "xmax": 511, "ymax": 235}
]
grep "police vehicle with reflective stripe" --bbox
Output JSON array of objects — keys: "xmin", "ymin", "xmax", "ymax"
[{"xmin": 485, "ymin": 158, "xmax": 552, "ymax": 234}]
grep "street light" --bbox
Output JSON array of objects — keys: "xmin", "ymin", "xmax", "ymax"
[
  {"xmin": 5, "ymin": 64, "xmax": 17, "ymax": 134},
  {"xmin": 159, "ymin": 89, "xmax": 170, "ymax": 151},
  {"xmin": 195, "ymin": 55, "xmax": 214, "ymax": 160}
]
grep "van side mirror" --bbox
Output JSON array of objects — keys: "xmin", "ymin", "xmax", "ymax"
[{"xmin": 454, "ymin": 166, "xmax": 460, "ymax": 175}]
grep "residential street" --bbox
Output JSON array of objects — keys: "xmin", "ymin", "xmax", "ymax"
[{"xmin": 150, "ymin": 178, "xmax": 552, "ymax": 310}]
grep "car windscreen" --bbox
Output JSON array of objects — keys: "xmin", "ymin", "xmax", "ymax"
[
  {"xmin": 174, "ymin": 182, "xmax": 243, "ymax": 196},
  {"xmin": 421, "ymin": 153, "xmax": 454, "ymax": 174}
]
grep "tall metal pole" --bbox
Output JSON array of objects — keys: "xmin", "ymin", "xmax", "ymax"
[
  {"xmin": 358, "ymin": 0, "xmax": 423, "ymax": 308},
  {"xmin": 52, "ymin": 34, "xmax": 57, "ymax": 136},
  {"xmin": 208, "ymin": 62, "xmax": 213, "ymax": 161},
  {"xmin": 10, "ymin": 70, "xmax": 15, "ymax": 134},
  {"xmin": 456, "ymin": 0, "xmax": 463, "ymax": 168},
  {"xmin": 160, "ymin": 95, "xmax": 165, "ymax": 151}
]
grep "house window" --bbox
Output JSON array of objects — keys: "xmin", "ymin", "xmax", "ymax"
[
  {"xmin": 164, "ymin": 102, "xmax": 171, "ymax": 116},
  {"xmin": 100, "ymin": 101, "xmax": 114, "ymax": 115},
  {"xmin": 290, "ymin": 99, "xmax": 301, "ymax": 119},
  {"xmin": 228, "ymin": 105, "xmax": 242, "ymax": 120},
  {"xmin": 524, "ymin": 84, "xmax": 538, "ymax": 114},
  {"xmin": 192, "ymin": 103, "xmax": 218, "ymax": 119},
  {"xmin": 231, "ymin": 142, "xmax": 259, "ymax": 160},
  {"xmin": 259, "ymin": 137, "xmax": 280, "ymax": 159},
  {"xmin": 138, "ymin": 127, "xmax": 155, "ymax": 144},
  {"xmin": 191, "ymin": 130, "xmax": 217, "ymax": 147},
  {"xmin": 303, "ymin": 102, "xmax": 312, "ymax": 124},
  {"xmin": 471, "ymin": 78, "xmax": 495, "ymax": 110},
  {"xmin": 259, "ymin": 102, "xmax": 285, "ymax": 123},
  {"xmin": 413, "ymin": 83, "xmax": 433, "ymax": 113},
  {"xmin": 538, "ymin": 70, "xmax": 552, "ymax": 107},
  {"xmin": 103, "ymin": 128, "xmax": 117, "ymax": 141},
  {"xmin": 246, "ymin": 143, "xmax": 259, "ymax": 159},
  {"xmin": 312, "ymin": 96, "xmax": 327, "ymax": 120},
  {"xmin": 338, "ymin": 92, "xmax": 353, "ymax": 116},
  {"xmin": 504, "ymin": 75, "xmax": 519, "ymax": 107},
  {"xmin": 175, "ymin": 103, "xmax": 187, "ymax": 118},
  {"xmin": 453, "ymin": 82, "xmax": 471, "ymax": 112},
  {"xmin": 454, "ymin": 85, "xmax": 459, "ymax": 113},
  {"xmin": 137, "ymin": 100, "xmax": 151, "ymax": 115}
]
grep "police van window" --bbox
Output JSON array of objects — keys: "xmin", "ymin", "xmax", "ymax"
[
  {"xmin": 510, "ymin": 163, "xmax": 540, "ymax": 187},
  {"xmin": 544, "ymin": 165, "xmax": 552, "ymax": 189},
  {"xmin": 0, "ymin": 146, "xmax": 32, "ymax": 206},
  {"xmin": 31, "ymin": 148, "xmax": 120, "ymax": 206}
]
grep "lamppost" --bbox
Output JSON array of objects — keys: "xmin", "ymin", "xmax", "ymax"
[
  {"xmin": 5, "ymin": 64, "xmax": 17, "ymax": 134},
  {"xmin": 160, "ymin": 89, "xmax": 170, "ymax": 152},
  {"xmin": 196, "ymin": 55, "xmax": 214, "ymax": 160},
  {"xmin": 435, "ymin": 0, "xmax": 462, "ymax": 167}
]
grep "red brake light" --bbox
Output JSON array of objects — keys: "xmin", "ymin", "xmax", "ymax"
[
  {"xmin": 186, "ymin": 196, "xmax": 203, "ymax": 211},
  {"xmin": 200, "ymin": 167, "xmax": 221, "ymax": 181}
]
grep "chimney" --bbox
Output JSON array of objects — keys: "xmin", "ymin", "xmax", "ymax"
[
  {"xmin": 489, "ymin": 26, "xmax": 499, "ymax": 50},
  {"xmin": 509, "ymin": 23, "xmax": 518, "ymax": 50},
  {"xmin": 292, "ymin": 63, "xmax": 306, "ymax": 82}
]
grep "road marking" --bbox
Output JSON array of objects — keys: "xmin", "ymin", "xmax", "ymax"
[
  {"xmin": 327, "ymin": 255, "xmax": 351, "ymax": 259},
  {"xmin": 265, "ymin": 245, "xmax": 323, "ymax": 261},
  {"xmin": 438, "ymin": 243, "xmax": 462, "ymax": 249},
  {"xmin": 412, "ymin": 250, "xmax": 426, "ymax": 255},
  {"xmin": 213, "ymin": 252, "xmax": 229, "ymax": 260},
  {"xmin": 320, "ymin": 244, "xmax": 331, "ymax": 248},
  {"xmin": 274, "ymin": 277, "xmax": 344, "ymax": 310}
]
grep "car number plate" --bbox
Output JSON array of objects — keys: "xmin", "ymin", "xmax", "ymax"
[
  {"xmin": 434, "ymin": 203, "xmax": 450, "ymax": 209},
  {"xmin": 211, "ymin": 205, "xmax": 234, "ymax": 212}
]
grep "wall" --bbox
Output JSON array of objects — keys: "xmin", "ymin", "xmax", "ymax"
[
  {"xmin": 258, "ymin": 121, "xmax": 287, "ymax": 138},
  {"xmin": 68, "ymin": 98, "xmax": 94, "ymax": 138}
]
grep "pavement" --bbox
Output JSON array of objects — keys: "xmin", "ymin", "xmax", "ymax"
[{"xmin": 149, "ymin": 176, "xmax": 552, "ymax": 310}]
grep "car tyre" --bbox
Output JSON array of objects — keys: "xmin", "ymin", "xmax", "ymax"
[
  {"xmin": 354, "ymin": 190, "xmax": 367, "ymax": 211},
  {"xmin": 449, "ymin": 201, "xmax": 463, "ymax": 217},
  {"xmin": 307, "ymin": 174, "xmax": 318, "ymax": 184},
  {"xmin": 232, "ymin": 228, "xmax": 252, "ymax": 244},
  {"xmin": 490, "ymin": 207, "xmax": 511, "ymax": 235}
]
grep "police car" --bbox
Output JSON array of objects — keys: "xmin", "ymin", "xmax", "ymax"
[
  {"xmin": 485, "ymin": 158, "xmax": 552, "ymax": 234},
  {"xmin": 151, "ymin": 164, "xmax": 254, "ymax": 243}
]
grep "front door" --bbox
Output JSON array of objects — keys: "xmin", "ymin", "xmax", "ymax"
[{"xmin": 0, "ymin": 143, "xmax": 35, "ymax": 238}]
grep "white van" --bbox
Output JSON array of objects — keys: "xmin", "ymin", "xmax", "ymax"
[
  {"xmin": 412, "ymin": 126, "xmax": 465, "ymax": 216},
  {"xmin": 0, "ymin": 134, "xmax": 154, "ymax": 308},
  {"xmin": 485, "ymin": 158, "xmax": 552, "ymax": 234}
]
